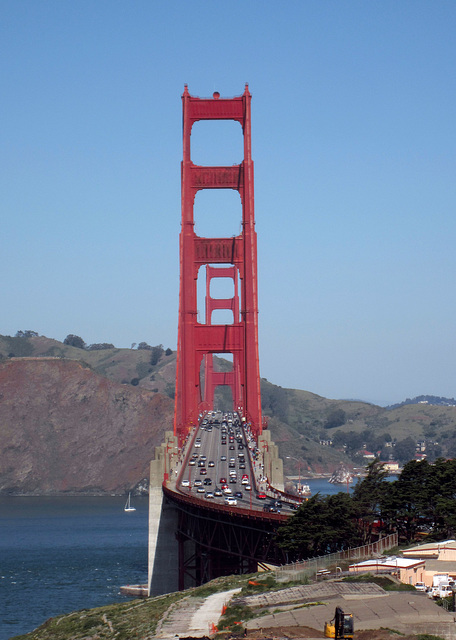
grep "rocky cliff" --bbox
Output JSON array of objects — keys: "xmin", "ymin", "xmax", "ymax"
[{"xmin": 0, "ymin": 358, "xmax": 173, "ymax": 495}]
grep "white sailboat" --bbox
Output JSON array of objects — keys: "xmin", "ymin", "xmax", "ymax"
[{"xmin": 124, "ymin": 492, "xmax": 136, "ymax": 512}]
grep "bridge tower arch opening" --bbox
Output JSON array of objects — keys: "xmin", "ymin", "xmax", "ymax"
[{"xmin": 174, "ymin": 85, "xmax": 263, "ymax": 443}]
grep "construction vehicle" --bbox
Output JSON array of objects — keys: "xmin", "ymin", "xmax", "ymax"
[{"xmin": 324, "ymin": 606, "xmax": 354, "ymax": 639}]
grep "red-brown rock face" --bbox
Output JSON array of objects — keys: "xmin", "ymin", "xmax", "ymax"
[{"xmin": 0, "ymin": 358, "xmax": 174, "ymax": 494}]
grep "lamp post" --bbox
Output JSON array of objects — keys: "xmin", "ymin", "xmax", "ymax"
[{"xmin": 286, "ymin": 456, "xmax": 302, "ymax": 495}]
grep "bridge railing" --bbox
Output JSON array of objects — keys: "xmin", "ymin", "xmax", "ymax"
[{"xmin": 273, "ymin": 532, "xmax": 398, "ymax": 582}]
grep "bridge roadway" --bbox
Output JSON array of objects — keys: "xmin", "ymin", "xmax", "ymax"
[
  {"xmin": 148, "ymin": 412, "xmax": 303, "ymax": 594},
  {"xmin": 171, "ymin": 412, "xmax": 301, "ymax": 516}
]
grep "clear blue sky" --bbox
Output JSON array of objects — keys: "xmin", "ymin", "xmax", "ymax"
[{"xmin": 2, "ymin": 1, "xmax": 455, "ymax": 407}]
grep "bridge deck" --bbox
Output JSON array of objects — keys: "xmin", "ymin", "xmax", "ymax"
[{"xmin": 168, "ymin": 411, "xmax": 300, "ymax": 518}]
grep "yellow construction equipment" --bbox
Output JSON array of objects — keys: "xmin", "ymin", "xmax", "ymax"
[{"xmin": 324, "ymin": 606, "xmax": 354, "ymax": 639}]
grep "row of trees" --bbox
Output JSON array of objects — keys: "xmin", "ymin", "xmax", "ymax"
[
  {"xmin": 277, "ymin": 459, "xmax": 456, "ymax": 561},
  {"xmin": 62, "ymin": 335, "xmax": 172, "ymax": 361}
]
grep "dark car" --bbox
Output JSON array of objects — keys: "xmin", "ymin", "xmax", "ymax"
[
  {"xmin": 203, "ymin": 478, "xmax": 212, "ymax": 485},
  {"xmin": 199, "ymin": 468, "xmax": 207, "ymax": 475},
  {"xmin": 263, "ymin": 505, "xmax": 277, "ymax": 513},
  {"xmin": 234, "ymin": 491, "xmax": 243, "ymax": 499}
]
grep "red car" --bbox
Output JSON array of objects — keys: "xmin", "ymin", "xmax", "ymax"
[
  {"xmin": 219, "ymin": 477, "xmax": 227, "ymax": 484},
  {"xmin": 256, "ymin": 492, "xmax": 266, "ymax": 499}
]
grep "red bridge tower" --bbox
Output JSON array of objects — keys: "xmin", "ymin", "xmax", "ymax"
[{"xmin": 174, "ymin": 85, "xmax": 263, "ymax": 443}]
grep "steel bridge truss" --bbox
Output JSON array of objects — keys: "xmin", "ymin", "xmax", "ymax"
[{"xmin": 173, "ymin": 496, "xmax": 287, "ymax": 589}]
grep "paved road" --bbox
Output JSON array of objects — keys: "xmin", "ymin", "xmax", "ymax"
[
  {"xmin": 243, "ymin": 584, "xmax": 456, "ymax": 638},
  {"xmin": 176, "ymin": 411, "xmax": 299, "ymax": 515},
  {"xmin": 154, "ymin": 588, "xmax": 241, "ymax": 639}
]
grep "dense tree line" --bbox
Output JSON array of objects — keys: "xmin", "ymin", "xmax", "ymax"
[{"xmin": 277, "ymin": 458, "xmax": 456, "ymax": 561}]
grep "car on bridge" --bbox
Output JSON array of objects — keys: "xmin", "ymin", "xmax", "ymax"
[
  {"xmin": 205, "ymin": 492, "xmax": 214, "ymax": 499},
  {"xmin": 181, "ymin": 479, "xmax": 190, "ymax": 487},
  {"xmin": 234, "ymin": 491, "xmax": 243, "ymax": 499},
  {"xmin": 208, "ymin": 460, "xmax": 215, "ymax": 467},
  {"xmin": 200, "ymin": 468, "xmax": 207, "ymax": 475},
  {"xmin": 225, "ymin": 497, "xmax": 237, "ymax": 506},
  {"xmin": 257, "ymin": 492, "xmax": 267, "ymax": 499},
  {"xmin": 220, "ymin": 477, "xmax": 227, "ymax": 484}
]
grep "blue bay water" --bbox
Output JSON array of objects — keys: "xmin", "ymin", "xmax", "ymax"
[
  {"xmin": 0, "ymin": 496, "xmax": 149, "ymax": 640},
  {"xmin": 0, "ymin": 480, "xmax": 363, "ymax": 640}
]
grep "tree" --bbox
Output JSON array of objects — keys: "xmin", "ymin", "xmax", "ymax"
[
  {"xmin": 352, "ymin": 459, "xmax": 389, "ymax": 543},
  {"xmin": 391, "ymin": 459, "xmax": 433, "ymax": 541},
  {"xmin": 15, "ymin": 330, "xmax": 38, "ymax": 338},
  {"xmin": 395, "ymin": 437, "xmax": 416, "ymax": 464},
  {"xmin": 165, "ymin": 348, "xmax": 173, "ymax": 356},
  {"xmin": 277, "ymin": 493, "xmax": 361, "ymax": 560},
  {"xmin": 63, "ymin": 334, "xmax": 86, "ymax": 349},
  {"xmin": 150, "ymin": 345, "xmax": 164, "ymax": 366},
  {"xmin": 137, "ymin": 342, "xmax": 152, "ymax": 350},
  {"xmin": 324, "ymin": 409, "xmax": 346, "ymax": 429},
  {"xmin": 87, "ymin": 343, "xmax": 115, "ymax": 351}
]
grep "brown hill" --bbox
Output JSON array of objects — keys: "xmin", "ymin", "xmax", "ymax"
[
  {"xmin": 0, "ymin": 358, "xmax": 173, "ymax": 495},
  {"xmin": 2, "ymin": 333, "xmax": 456, "ymax": 493}
]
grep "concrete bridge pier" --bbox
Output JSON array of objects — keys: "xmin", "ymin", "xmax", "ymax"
[
  {"xmin": 258, "ymin": 431, "xmax": 284, "ymax": 491},
  {"xmin": 147, "ymin": 432, "xmax": 180, "ymax": 596}
]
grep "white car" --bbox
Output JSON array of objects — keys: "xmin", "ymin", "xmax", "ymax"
[
  {"xmin": 415, "ymin": 582, "xmax": 426, "ymax": 592},
  {"xmin": 181, "ymin": 480, "xmax": 190, "ymax": 487},
  {"xmin": 225, "ymin": 497, "xmax": 237, "ymax": 506}
]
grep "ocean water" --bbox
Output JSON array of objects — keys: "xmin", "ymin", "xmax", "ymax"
[
  {"xmin": 0, "ymin": 480, "xmax": 357, "ymax": 640},
  {"xmin": 0, "ymin": 496, "xmax": 149, "ymax": 640},
  {"xmin": 304, "ymin": 477, "xmax": 355, "ymax": 496}
]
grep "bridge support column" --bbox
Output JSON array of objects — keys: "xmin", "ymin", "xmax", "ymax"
[
  {"xmin": 148, "ymin": 448, "xmax": 180, "ymax": 596},
  {"xmin": 258, "ymin": 431, "xmax": 284, "ymax": 492}
]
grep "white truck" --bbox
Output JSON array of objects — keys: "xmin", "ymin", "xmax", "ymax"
[{"xmin": 428, "ymin": 574, "xmax": 454, "ymax": 598}]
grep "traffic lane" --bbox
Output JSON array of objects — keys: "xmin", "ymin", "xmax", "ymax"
[{"xmin": 180, "ymin": 421, "xmax": 296, "ymax": 513}]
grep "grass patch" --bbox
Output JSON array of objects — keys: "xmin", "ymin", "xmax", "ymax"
[
  {"xmin": 218, "ymin": 603, "xmax": 254, "ymax": 634},
  {"xmin": 239, "ymin": 574, "xmax": 281, "ymax": 595},
  {"xmin": 12, "ymin": 592, "xmax": 185, "ymax": 640}
]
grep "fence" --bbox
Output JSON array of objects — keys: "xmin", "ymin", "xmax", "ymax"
[{"xmin": 274, "ymin": 532, "xmax": 398, "ymax": 582}]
